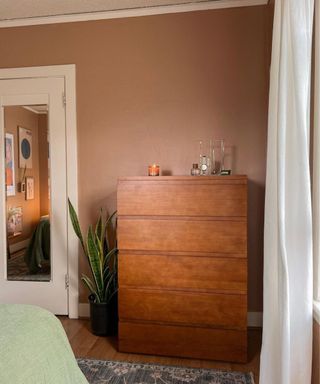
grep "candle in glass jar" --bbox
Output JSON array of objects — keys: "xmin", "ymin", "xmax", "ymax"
[{"xmin": 148, "ymin": 164, "xmax": 160, "ymax": 176}]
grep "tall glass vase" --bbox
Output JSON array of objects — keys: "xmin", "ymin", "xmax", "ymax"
[{"xmin": 211, "ymin": 139, "xmax": 225, "ymax": 175}]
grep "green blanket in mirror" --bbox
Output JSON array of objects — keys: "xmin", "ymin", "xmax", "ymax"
[{"xmin": 24, "ymin": 217, "xmax": 50, "ymax": 274}]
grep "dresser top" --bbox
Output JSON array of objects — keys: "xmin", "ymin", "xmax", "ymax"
[
  {"xmin": 119, "ymin": 175, "xmax": 247, "ymax": 181},
  {"xmin": 118, "ymin": 175, "xmax": 247, "ymax": 183}
]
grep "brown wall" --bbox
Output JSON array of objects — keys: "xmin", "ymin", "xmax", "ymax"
[
  {"xmin": 313, "ymin": 319, "xmax": 320, "ymax": 384},
  {"xmin": 0, "ymin": 5, "xmax": 271, "ymax": 309},
  {"xmin": 5, "ymin": 106, "xmax": 40, "ymax": 243}
]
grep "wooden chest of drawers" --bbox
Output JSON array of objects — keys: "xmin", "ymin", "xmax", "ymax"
[{"xmin": 117, "ymin": 176, "xmax": 247, "ymax": 362}]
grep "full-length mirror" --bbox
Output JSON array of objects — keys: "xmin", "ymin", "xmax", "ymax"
[{"xmin": 5, "ymin": 105, "xmax": 50, "ymax": 281}]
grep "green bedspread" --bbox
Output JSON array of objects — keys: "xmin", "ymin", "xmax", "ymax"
[
  {"xmin": 24, "ymin": 217, "xmax": 51, "ymax": 274},
  {"xmin": 0, "ymin": 304, "xmax": 88, "ymax": 384}
]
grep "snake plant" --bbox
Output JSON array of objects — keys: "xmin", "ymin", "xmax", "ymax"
[{"xmin": 68, "ymin": 199, "xmax": 118, "ymax": 304}]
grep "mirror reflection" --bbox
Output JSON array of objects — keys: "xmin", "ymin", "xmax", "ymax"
[{"xmin": 5, "ymin": 105, "xmax": 51, "ymax": 281}]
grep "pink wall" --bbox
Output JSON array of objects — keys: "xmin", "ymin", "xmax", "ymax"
[{"xmin": 0, "ymin": 5, "xmax": 271, "ymax": 308}]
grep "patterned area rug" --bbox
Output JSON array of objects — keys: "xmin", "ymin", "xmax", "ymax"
[
  {"xmin": 7, "ymin": 249, "xmax": 50, "ymax": 281},
  {"xmin": 77, "ymin": 359, "xmax": 255, "ymax": 384}
]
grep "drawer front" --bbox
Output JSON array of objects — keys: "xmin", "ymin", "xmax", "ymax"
[
  {"xmin": 119, "ymin": 253, "xmax": 247, "ymax": 293},
  {"xmin": 118, "ymin": 182, "xmax": 247, "ymax": 217},
  {"xmin": 118, "ymin": 219, "xmax": 247, "ymax": 254},
  {"xmin": 119, "ymin": 288, "xmax": 247, "ymax": 329},
  {"xmin": 119, "ymin": 321, "xmax": 247, "ymax": 363}
]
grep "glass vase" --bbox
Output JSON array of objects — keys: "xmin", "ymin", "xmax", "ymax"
[{"xmin": 211, "ymin": 139, "xmax": 225, "ymax": 175}]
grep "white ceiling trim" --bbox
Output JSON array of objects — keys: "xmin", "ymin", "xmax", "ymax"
[
  {"xmin": 22, "ymin": 106, "xmax": 48, "ymax": 115},
  {"xmin": 0, "ymin": 0, "xmax": 268, "ymax": 28}
]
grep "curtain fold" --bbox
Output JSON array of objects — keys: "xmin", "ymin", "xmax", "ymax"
[{"xmin": 259, "ymin": 1, "xmax": 314, "ymax": 383}]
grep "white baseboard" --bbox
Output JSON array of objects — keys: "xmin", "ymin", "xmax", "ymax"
[
  {"xmin": 9, "ymin": 238, "xmax": 30, "ymax": 254},
  {"xmin": 78, "ymin": 303, "xmax": 262, "ymax": 328}
]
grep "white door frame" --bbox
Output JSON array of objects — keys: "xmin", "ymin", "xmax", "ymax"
[{"xmin": 0, "ymin": 65, "xmax": 79, "ymax": 318}]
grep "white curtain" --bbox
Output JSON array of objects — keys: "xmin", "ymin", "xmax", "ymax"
[
  {"xmin": 259, "ymin": 0, "xmax": 314, "ymax": 383},
  {"xmin": 313, "ymin": 0, "xmax": 320, "ymax": 305}
]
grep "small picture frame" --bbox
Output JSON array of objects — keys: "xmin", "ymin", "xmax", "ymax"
[
  {"xmin": 7, "ymin": 206, "xmax": 23, "ymax": 236},
  {"xmin": 25, "ymin": 177, "xmax": 34, "ymax": 200}
]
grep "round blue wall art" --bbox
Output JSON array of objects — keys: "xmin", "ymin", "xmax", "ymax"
[{"xmin": 21, "ymin": 138, "xmax": 31, "ymax": 159}]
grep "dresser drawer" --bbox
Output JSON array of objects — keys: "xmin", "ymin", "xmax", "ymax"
[
  {"xmin": 118, "ymin": 219, "xmax": 247, "ymax": 254},
  {"xmin": 118, "ymin": 179, "xmax": 247, "ymax": 217},
  {"xmin": 119, "ymin": 321, "xmax": 247, "ymax": 363},
  {"xmin": 119, "ymin": 253, "xmax": 247, "ymax": 293},
  {"xmin": 119, "ymin": 288, "xmax": 247, "ymax": 329}
]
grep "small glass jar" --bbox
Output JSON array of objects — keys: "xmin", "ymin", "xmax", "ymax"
[
  {"xmin": 199, "ymin": 155, "xmax": 211, "ymax": 175},
  {"xmin": 191, "ymin": 164, "xmax": 200, "ymax": 176},
  {"xmin": 148, "ymin": 164, "xmax": 160, "ymax": 176}
]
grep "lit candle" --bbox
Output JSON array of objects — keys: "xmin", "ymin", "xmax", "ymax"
[{"xmin": 148, "ymin": 164, "xmax": 160, "ymax": 176}]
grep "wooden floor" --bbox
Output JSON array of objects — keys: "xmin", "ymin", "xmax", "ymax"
[{"xmin": 60, "ymin": 317, "xmax": 262, "ymax": 383}]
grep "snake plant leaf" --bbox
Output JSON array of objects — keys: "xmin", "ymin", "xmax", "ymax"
[
  {"xmin": 87, "ymin": 226, "xmax": 104, "ymax": 300},
  {"xmin": 95, "ymin": 236, "xmax": 104, "ymax": 263},
  {"xmin": 104, "ymin": 271, "xmax": 117, "ymax": 303},
  {"xmin": 95, "ymin": 211, "xmax": 105, "ymax": 254},
  {"xmin": 68, "ymin": 199, "xmax": 85, "ymax": 254},
  {"xmin": 105, "ymin": 210, "xmax": 117, "ymax": 227},
  {"xmin": 103, "ymin": 248, "xmax": 117, "ymax": 269},
  {"xmin": 95, "ymin": 210, "xmax": 103, "ymax": 239},
  {"xmin": 103, "ymin": 270, "xmax": 112, "ymax": 282},
  {"xmin": 104, "ymin": 211, "xmax": 117, "ymax": 252},
  {"xmin": 107, "ymin": 287, "xmax": 118, "ymax": 304},
  {"xmin": 113, "ymin": 248, "xmax": 118, "ymax": 271},
  {"xmin": 81, "ymin": 275, "xmax": 100, "ymax": 302}
]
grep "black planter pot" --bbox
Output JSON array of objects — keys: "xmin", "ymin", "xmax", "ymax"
[{"xmin": 89, "ymin": 294, "xmax": 118, "ymax": 336}]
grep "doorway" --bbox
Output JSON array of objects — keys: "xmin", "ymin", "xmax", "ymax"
[{"xmin": 0, "ymin": 65, "xmax": 78, "ymax": 317}]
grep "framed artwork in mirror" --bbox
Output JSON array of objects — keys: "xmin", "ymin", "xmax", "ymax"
[
  {"xmin": 5, "ymin": 133, "xmax": 15, "ymax": 196},
  {"xmin": 19, "ymin": 126, "xmax": 32, "ymax": 169},
  {"xmin": 7, "ymin": 206, "xmax": 23, "ymax": 236},
  {"xmin": 25, "ymin": 176, "xmax": 34, "ymax": 200}
]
